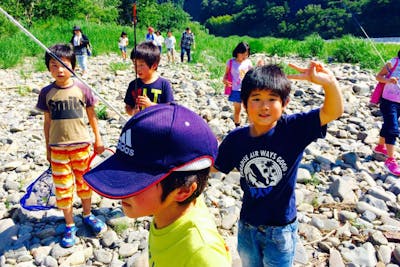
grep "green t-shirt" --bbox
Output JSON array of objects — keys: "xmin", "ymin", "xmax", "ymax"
[{"xmin": 148, "ymin": 197, "xmax": 231, "ymax": 267}]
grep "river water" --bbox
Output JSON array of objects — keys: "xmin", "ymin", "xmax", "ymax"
[{"xmin": 370, "ymin": 37, "xmax": 400, "ymax": 43}]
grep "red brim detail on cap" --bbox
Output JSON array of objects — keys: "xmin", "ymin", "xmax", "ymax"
[{"xmin": 83, "ymin": 154, "xmax": 214, "ymax": 199}]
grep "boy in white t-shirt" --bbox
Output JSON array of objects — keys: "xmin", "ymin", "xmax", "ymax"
[
  {"xmin": 165, "ymin": 30, "xmax": 176, "ymax": 63},
  {"xmin": 118, "ymin": 31, "xmax": 129, "ymax": 61}
]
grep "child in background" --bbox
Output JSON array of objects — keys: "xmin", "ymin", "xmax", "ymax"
[
  {"xmin": 118, "ymin": 31, "xmax": 129, "ymax": 61},
  {"xmin": 165, "ymin": 30, "xmax": 176, "ymax": 63},
  {"xmin": 36, "ymin": 43, "xmax": 107, "ymax": 248},
  {"xmin": 124, "ymin": 41, "xmax": 174, "ymax": 116},
  {"xmin": 84, "ymin": 103, "xmax": 232, "ymax": 267},
  {"xmin": 70, "ymin": 25, "xmax": 90, "ymax": 76},
  {"xmin": 155, "ymin": 30, "xmax": 164, "ymax": 54},
  {"xmin": 373, "ymin": 50, "xmax": 400, "ymax": 176},
  {"xmin": 180, "ymin": 27, "xmax": 195, "ymax": 63},
  {"xmin": 222, "ymin": 41, "xmax": 253, "ymax": 127},
  {"xmin": 146, "ymin": 26, "xmax": 155, "ymax": 43},
  {"xmin": 213, "ymin": 62, "xmax": 343, "ymax": 266}
]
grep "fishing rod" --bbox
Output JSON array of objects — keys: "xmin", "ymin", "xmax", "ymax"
[
  {"xmin": 132, "ymin": 1, "xmax": 139, "ymax": 111},
  {"xmin": 132, "ymin": 1, "xmax": 137, "ymax": 76},
  {"xmin": 340, "ymin": 0, "xmax": 386, "ymax": 66},
  {"xmin": 0, "ymin": 6, "xmax": 128, "ymax": 123}
]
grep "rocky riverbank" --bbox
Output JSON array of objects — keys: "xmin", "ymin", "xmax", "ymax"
[{"xmin": 1, "ymin": 52, "xmax": 400, "ymax": 267}]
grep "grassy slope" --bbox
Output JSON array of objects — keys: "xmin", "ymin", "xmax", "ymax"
[{"xmin": 1, "ymin": 19, "xmax": 399, "ymax": 78}]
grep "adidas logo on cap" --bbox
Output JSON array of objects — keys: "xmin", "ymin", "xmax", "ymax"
[{"xmin": 117, "ymin": 128, "xmax": 134, "ymax": 156}]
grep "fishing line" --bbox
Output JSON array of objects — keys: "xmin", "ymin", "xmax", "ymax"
[
  {"xmin": 0, "ymin": 6, "xmax": 128, "ymax": 123},
  {"xmin": 340, "ymin": 0, "xmax": 386, "ymax": 65}
]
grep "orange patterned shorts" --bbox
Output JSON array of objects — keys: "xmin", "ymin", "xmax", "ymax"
[{"xmin": 50, "ymin": 144, "xmax": 92, "ymax": 209}]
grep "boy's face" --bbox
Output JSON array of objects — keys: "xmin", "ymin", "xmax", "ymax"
[
  {"xmin": 132, "ymin": 59, "xmax": 156, "ymax": 81},
  {"xmin": 246, "ymin": 89, "xmax": 289, "ymax": 134},
  {"xmin": 49, "ymin": 58, "xmax": 73, "ymax": 86},
  {"xmin": 121, "ymin": 182, "xmax": 164, "ymax": 218}
]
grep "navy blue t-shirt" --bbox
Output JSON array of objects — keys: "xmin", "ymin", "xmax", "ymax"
[
  {"xmin": 124, "ymin": 77, "xmax": 174, "ymax": 109},
  {"xmin": 214, "ymin": 109, "xmax": 326, "ymax": 226}
]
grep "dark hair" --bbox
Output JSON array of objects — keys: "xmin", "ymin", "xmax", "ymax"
[
  {"xmin": 241, "ymin": 64, "xmax": 291, "ymax": 108},
  {"xmin": 121, "ymin": 31, "xmax": 127, "ymax": 37},
  {"xmin": 130, "ymin": 41, "xmax": 160, "ymax": 68},
  {"xmin": 232, "ymin": 41, "xmax": 250, "ymax": 58},
  {"xmin": 45, "ymin": 43, "xmax": 76, "ymax": 71},
  {"xmin": 160, "ymin": 168, "xmax": 210, "ymax": 205},
  {"xmin": 398, "ymin": 50, "xmax": 400, "ymax": 58}
]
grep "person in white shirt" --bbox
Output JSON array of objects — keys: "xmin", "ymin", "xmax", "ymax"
[
  {"xmin": 155, "ymin": 30, "xmax": 165, "ymax": 54},
  {"xmin": 118, "ymin": 31, "xmax": 129, "ymax": 61},
  {"xmin": 165, "ymin": 30, "xmax": 176, "ymax": 63}
]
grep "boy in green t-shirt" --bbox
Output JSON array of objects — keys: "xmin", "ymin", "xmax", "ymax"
[{"xmin": 84, "ymin": 103, "xmax": 231, "ymax": 267}]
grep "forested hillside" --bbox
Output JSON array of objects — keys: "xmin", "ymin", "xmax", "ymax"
[
  {"xmin": 0, "ymin": 0, "xmax": 190, "ymax": 36},
  {"xmin": 183, "ymin": 0, "xmax": 400, "ymax": 39},
  {"xmin": 1, "ymin": 0, "xmax": 399, "ymax": 41}
]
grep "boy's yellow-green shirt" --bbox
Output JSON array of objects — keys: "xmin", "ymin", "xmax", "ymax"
[{"xmin": 148, "ymin": 196, "xmax": 231, "ymax": 267}]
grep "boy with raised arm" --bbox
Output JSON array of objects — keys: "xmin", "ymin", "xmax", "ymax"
[{"xmin": 213, "ymin": 61, "xmax": 343, "ymax": 266}]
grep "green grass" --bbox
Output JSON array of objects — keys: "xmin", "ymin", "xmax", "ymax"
[
  {"xmin": 95, "ymin": 104, "xmax": 108, "ymax": 120},
  {"xmin": 17, "ymin": 85, "xmax": 31, "ymax": 96},
  {"xmin": 109, "ymin": 62, "xmax": 131, "ymax": 74},
  {"xmin": 304, "ymin": 176, "xmax": 322, "ymax": 187},
  {"xmin": 112, "ymin": 221, "xmax": 130, "ymax": 235},
  {"xmin": 1, "ymin": 18, "xmax": 399, "ymax": 81},
  {"xmin": 0, "ymin": 18, "xmax": 138, "ymax": 69}
]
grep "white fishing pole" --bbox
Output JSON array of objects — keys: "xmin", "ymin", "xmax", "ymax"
[
  {"xmin": 0, "ymin": 6, "xmax": 128, "ymax": 123},
  {"xmin": 340, "ymin": 0, "xmax": 386, "ymax": 65},
  {"xmin": 341, "ymin": 0, "xmax": 400, "ymax": 88},
  {"xmin": 354, "ymin": 18, "xmax": 386, "ymax": 66}
]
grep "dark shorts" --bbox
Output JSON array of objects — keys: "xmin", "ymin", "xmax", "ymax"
[
  {"xmin": 228, "ymin": 90, "xmax": 241, "ymax": 103},
  {"xmin": 379, "ymin": 98, "xmax": 400, "ymax": 144}
]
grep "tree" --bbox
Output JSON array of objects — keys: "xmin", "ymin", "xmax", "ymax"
[
  {"xmin": 1, "ymin": 0, "xmax": 120, "ymax": 24},
  {"xmin": 136, "ymin": 1, "xmax": 189, "ymax": 31},
  {"xmin": 205, "ymin": 15, "xmax": 234, "ymax": 36}
]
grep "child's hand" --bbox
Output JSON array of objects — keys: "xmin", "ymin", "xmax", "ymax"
[
  {"xmin": 136, "ymin": 95, "xmax": 152, "ymax": 109},
  {"xmin": 223, "ymin": 78, "xmax": 232, "ymax": 87},
  {"xmin": 94, "ymin": 141, "xmax": 105, "ymax": 155},
  {"xmin": 388, "ymin": 77, "xmax": 398, "ymax": 84},
  {"xmin": 287, "ymin": 61, "xmax": 337, "ymax": 87}
]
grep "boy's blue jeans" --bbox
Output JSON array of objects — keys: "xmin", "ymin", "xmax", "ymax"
[
  {"xmin": 237, "ymin": 219, "xmax": 298, "ymax": 267},
  {"xmin": 76, "ymin": 54, "xmax": 88, "ymax": 72}
]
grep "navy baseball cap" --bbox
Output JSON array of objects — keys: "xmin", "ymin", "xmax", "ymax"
[{"xmin": 84, "ymin": 103, "xmax": 218, "ymax": 199}]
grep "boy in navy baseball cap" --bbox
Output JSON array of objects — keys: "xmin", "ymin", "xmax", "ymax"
[{"xmin": 84, "ymin": 103, "xmax": 231, "ymax": 267}]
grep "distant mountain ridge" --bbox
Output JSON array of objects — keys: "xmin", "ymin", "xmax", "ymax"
[{"xmin": 180, "ymin": 0, "xmax": 400, "ymax": 39}]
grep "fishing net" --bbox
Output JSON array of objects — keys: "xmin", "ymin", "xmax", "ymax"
[
  {"xmin": 20, "ymin": 168, "xmax": 56, "ymax": 211},
  {"xmin": 20, "ymin": 149, "xmax": 114, "ymax": 211}
]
